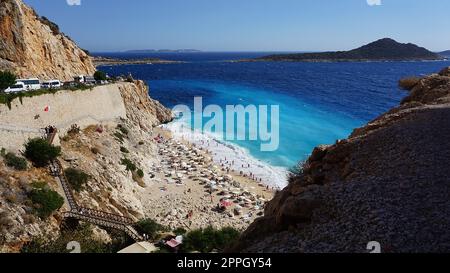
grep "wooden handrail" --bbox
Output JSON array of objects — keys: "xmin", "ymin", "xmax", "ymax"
[{"xmin": 45, "ymin": 129, "xmax": 144, "ymax": 242}]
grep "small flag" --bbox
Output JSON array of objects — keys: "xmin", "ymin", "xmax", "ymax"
[{"xmin": 44, "ymin": 106, "xmax": 49, "ymax": 112}]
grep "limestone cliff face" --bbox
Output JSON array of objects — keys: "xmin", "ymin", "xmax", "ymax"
[
  {"xmin": 231, "ymin": 68, "xmax": 450, "ymax": 253},
  {"xmin": 0, "ymin": 0, "xmax": 95, "ymax": 80},
  {"xmin": 119, "ymin": 80, "xmax": 174, "ymax": 131}
]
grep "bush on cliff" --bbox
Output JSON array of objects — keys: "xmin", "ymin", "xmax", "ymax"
[
  {"xmin": 29, "ymin": 188, "xmax": 64, "ymax": 218},
  {"xmin": 0, "ymin": 71, "xmax": 16, "ymax": 92},
  {"xmin": 21, "ymin": 224, "xmax": 120, "ymax": 253},
  {"xmin": 94, "ymin": 71, "xmax": 107, "ymax": 81},
  {"xmin": 181, "ymin": 226, "xmax": 240, "ymax": 253},
  {"xmin": 3, "ymin": 152, "xmax": 28, "ymax": 171},
  {"xmin": 24, "ymin": 138, "xmax": 61, "ymax": 167},
  {"xmin": 399, "ymin": 76, "xmax": 421, "ymax": 90},
  {"xmin": 64, "ymin": 168, "xmax": 89, "ymax": 192},
  {"xmin": 39, "ymin": 16, "xmax": 60, "ymax": 35},
  {"xmin": 135, "ymin": 219, "xmax": 168, "ymax": 240},
  {"xmin": 120, "ymin": 158, "xmax": 137, "ymax": 172}
]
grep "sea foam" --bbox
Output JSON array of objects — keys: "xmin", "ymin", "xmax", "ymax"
[{"xmin": 162, "ymin": 119, "xmax": 289, "ymax": 190}]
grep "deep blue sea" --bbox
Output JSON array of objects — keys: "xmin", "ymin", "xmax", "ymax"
[{"xmin": 97, "ymin": 52, "xmax": 450, "ymax": 172}]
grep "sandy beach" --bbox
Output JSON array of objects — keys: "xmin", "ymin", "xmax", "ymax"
[{"xmin": 138, "ymin": 127, "xmax": 275, "ymax": 230}]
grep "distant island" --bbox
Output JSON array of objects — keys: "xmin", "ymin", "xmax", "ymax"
[
  {"xmin": 249, "ymin": 38, "xmax": 443, "ymax": 62},
  {"xmin": 92, "ymin": 56, "xmax": 184, "ymax": 67},
  {"xmin": 439, "ymin": 50, "xmax": 450, "ymax": 58},
  {"xmin": 124, "ymin": 49, "xmax": 202, "ymax": 54}
]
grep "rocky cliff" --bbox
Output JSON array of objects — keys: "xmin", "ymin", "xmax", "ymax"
[
  {"xmin": 231, "ymin": 68, "xmax": 450, "ymax": 253},
  {"xmin": 0, "ymin": 0, "xmax": 95, "ymax": 80},
  {"xmin": 0, "ymin": 80, "xmax": 173, "ymax": 252}
]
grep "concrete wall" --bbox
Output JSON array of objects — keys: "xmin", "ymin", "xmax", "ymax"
[{"xmin": 0, "ymin": 84, "xmax": 127, "ymax": 152}]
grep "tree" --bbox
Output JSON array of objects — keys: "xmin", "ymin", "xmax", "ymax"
[
  {"xmin": 181, "ymin": 226, "xmax": 241, "ymax": 253},
  {"xmin": 94, "ymin": 71, "xmax": 107, "ymax": 81},
  {"xmin": 64, "ymin": 168, "xmax": 89, "ymax": 192},
  {"xmin": 135, "ymin": 219, "xmax": 168, "ymax": 240},
  {"xmin": 0, "ymin": 71, "xmax": 16, "ymax": 91},
  {"xmin": 4, "ymin": 152, "xmax": 28, "ymax": 170},
  {"xmin": 24, "ymin": 138, "xmax": 61, "ymax": 167},
  {"xmin": 29, "ymin": 188, "xmax": 64, "ymax": 218}
]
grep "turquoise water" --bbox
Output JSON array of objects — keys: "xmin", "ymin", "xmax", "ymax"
[{"xmin": 99, "ymin": 53, "xmax": 450, "ymax": 170}]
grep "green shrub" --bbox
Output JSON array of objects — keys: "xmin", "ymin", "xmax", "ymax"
[
  {"xmin": 120, "ymin": 146, "xmax": 129, "ymax": 154},
  {"xmin": 137, "ymin": 169, "xmax": 144, "ymax": 178},
  {"xmin": 29, "ymin": 188, "xmax": 64, "ymax": 218},
  {"xmin": 91, "ymin": 147, "xmax": 100, "ymax": 155},
  {"xmin": 39, "ymin": 16, "xmax": 60, "ymax": 35},
  {"xmin": 94, "ymin": 71, "xmax": 107, "ymax": 81},
  {"xmin": 31, "ymin": 181, "xmax": 48, "ymax": 189},
  {"xmin": 181, "ymin": 226, "xmax": 240, "ymax": 253},
  {"xmin": 173, "ymin": 227, "xmax": 187, "ymax": 235},
  {"xmin": 399, "ymin": 76, "xmax": 421, "ymax": 90},
  {"xmin": 120, "ymin": 158, "xmax": 137, "ymax": 172},
  {"xmin": 114, "ymin": 132, "xmax": 125, "ymax": 143},
  {"xmin": 135, "ymin": 219, "xmax": 168, "ymax": 240},
  {"xmin": 21, "ymin": 224, "xmax": 123, "ymax": 253},
  {"xmin": 4, "ymin": 152, "xmax": 27, "ymax": 170},
  {"xmin": 0, "ymin": 71, "xmax": 16, "ymax": 92},
  {"xmin": 117, "ymin": 125, "xmax": 129, "ymax": 135},
  {"xmin": 64, "ymin": 168, "xmax": 89, "ymax": 192},
  {"xmin": 0, "ymin": 85, "xmax": 93, "ymax": 108},
  {"xmin": 24, "ymin": 138, "xmax": 61, "ymax": 167}
]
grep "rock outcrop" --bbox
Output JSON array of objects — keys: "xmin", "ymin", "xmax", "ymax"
[
  {"xmin": 230, "ymin": 68, "xmax": 450, "ymax": 253},
  {"xmin": 0, "ymin": 0, "xmax": 95, "ymax": 80}
]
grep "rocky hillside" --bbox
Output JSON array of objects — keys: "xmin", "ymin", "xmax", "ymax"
[
  {"xmin": 230, "ymin": 68, "xmax": 450, "ymax": 253},
  {"xmin": 0, "ymin": 80, "xmax": 172, "ymax": 252},
  {"xmin": 0, "ymin": 0, "xmax": 95, "ymax": 80}
]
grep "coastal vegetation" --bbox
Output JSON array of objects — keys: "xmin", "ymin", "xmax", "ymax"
[
  {"xmin": 94, "ymin": 70, "xmax": 107, "ymax": 81},
  {"xmin": 64, "ymin": 168, "xmax": 89, "ymax": 192},
  {"xmin": 0, "ymin": 84, "xmax": 94, "ymax": 110},
  {"xmin": 399, "ymin": 76, "xmax": 421, "ymax": 90},
  {"xmin": 180, "ymin": 226, "xmax": 240, "ymax": 253},
  {"xmin": 0, "ymin": 71, "xmax": 16, "ymax": 91},
  {"xmin": 29, "ymin": 187, "xmax": 64, "ymax": 219},
  {"xmin": 21, "ymin": 224, "xmax": 130, "ymax": 253},
  {"xmin": 135, "ymin": 219, "xmax": 169, "ymax": 240},
  {"xmin": 38, "ymin": 16, "xmax": 60, "ymax": 35},
  {"xmin": 120, "ymin": 146, "xmax": 130, "ymax": 154},
  {"xmin": 120, "ymin": 157, "xmax": 137, "ymax": 172},
  {"xmin": 24, "ymin": 138, "xmax": 61, "ymax": 167},
  {"xmin": 3, "ymin": 152, "xmax": 28, "ymax": 171}
]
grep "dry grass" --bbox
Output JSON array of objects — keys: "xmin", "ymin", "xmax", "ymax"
[{"xmin": 399, "ymin": 76, "xmax": 421, "ymax": 90}]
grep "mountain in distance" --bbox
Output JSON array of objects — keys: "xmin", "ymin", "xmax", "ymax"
[
  {"xmin": 439, "ymin": 50, "xmax": 450, "ymax": 58},
  {"xmin": 256, "ymin": 38, "xmax": 443, "ymax": 62},
  {"xmin": 124, "ymin": 49, "xmax": 202, "ymax": 53}
]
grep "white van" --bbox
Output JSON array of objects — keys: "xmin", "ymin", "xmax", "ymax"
[
  {"xmin": 74, "ymin": 75, "xmax": 96, "ymax": 85},
  {"xmin": 42, "ymin": 80, "xmax": 62, "ymax": 89},
  {"xmin": 4, "ymin": 82, "xmax": 26, "ymax": 93},
  {"xmin": 17, "ymin": 78, "xmax": 41, "ymax": 90}
]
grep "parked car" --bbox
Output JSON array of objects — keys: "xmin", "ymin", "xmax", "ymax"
[
  {"xmin": 63, "ymin": 81, "xmax": 78, "ymax": 88},
  {"xmin": 42, "ymin": 80, "xmax": 62, "ymax": 89},
  {"xmin": 16, "ymin": 78, "xmax": 41, "ymax": 90},
  {"xmin": 4, "ymin": 82, "xmax": 26, "ymax": 93}
]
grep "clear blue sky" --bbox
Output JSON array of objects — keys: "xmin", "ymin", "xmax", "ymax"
[{"xmin": 24, "ymin": 0, "xmax": 450, "ymax": 52}]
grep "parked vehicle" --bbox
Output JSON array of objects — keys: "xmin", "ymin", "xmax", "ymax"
[
  {"xmin": 74, "ymin": 75, "xmax": 96, "ymax": 85},
  {"xmin": 63, "ymin": 81, "xmax": 78, "ymax": 88},
  {"xmin": 42, "ymin": 80, "xmax": 62, "ymax": 89},
  {"xmin": 16, "ymin": 78, "xmax": 41, "ymax": 90},
  {"xmin": 4, "ymin": 82, "xmax": 26, "ymax": 93}
]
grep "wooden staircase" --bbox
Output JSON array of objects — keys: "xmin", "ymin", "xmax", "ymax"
[{"xmin": 46, "ymin": 129, "xmax": 143, "ymax": 242}]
